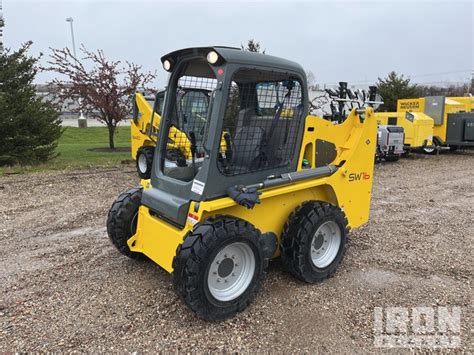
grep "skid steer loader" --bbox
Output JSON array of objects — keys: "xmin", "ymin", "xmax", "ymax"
[
  {"xmin": 131, "ymin": 91, "xmax": 162, "ymax": 178},
  {"xmin": 131, "ymin": 88, "xmax": 211, "ymax": 178},
  {"xmin": 107, "ymin": 47, "xmax": 377, "ymax": 320}
]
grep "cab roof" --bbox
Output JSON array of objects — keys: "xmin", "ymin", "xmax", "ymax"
[{"xmin": 160, "ymin": 46, "xmax": 306, "ymax": 78}]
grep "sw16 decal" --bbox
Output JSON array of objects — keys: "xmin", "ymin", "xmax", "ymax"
[{"xmin": 348, "ymin": 172, "xmax": 371, "ymax": 182}]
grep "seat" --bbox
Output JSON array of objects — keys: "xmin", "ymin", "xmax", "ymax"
[{"xmin": 231, "ymin": 126, "xmax": 266, "ymax": 172}]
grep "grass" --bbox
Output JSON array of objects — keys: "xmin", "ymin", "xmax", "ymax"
[{"xmin": 0, "ymin": 126, "xmax": 133, "ymax": 175}]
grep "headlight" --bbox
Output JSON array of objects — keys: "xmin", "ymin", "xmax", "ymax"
[
  {"xmin": 206, "ymin": 51, "xmax": 219, "ymax": 64},
  {"xmin": 163, "ymin": 59, "xmax": 172, "ymax": 71}
]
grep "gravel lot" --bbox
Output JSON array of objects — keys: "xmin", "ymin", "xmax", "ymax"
[{"xmin": 1, "ymin": 151, "xmax": 472, "ymax": 352}]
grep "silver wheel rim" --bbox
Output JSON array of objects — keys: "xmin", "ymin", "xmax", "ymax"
[
  {"xmin": 207, "ymin": 242, "xmax": 256, "ymax": 302},
  {"xmin": 138, "ymin": 153, "xmax": 148, "ymax": 173},
  {"xmin": 310, "ymin": 221, "xmax": 341, "ymax": 269},
  {"xmin": 423, "ymin": 147, "xmax": 435, "ymax": 153}
]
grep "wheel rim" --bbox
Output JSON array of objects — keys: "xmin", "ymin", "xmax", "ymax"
[
  {"xmin": 137, "ymin": 153, "xmax": 148, "ymax": 174},
  {"xmin": 423, "ymin": 147, "xmax": 435, "ymax": 153},
  {"xmin": 207, "ymin": 242, "xmax": 256, "ymax": 302},
  {"xmin": 310, "ymin": 221, "xmax": 341, "ymax": 269}
]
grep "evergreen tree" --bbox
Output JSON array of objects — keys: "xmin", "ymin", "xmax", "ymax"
[
  {"xmin": 376, "ymin": 71, "xmax": 420, "ymax": 111},
  {"xmin": 0, "ymin": 41, "xmax": 62, "ymax": 165}
]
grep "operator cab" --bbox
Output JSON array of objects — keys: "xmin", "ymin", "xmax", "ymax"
[{"xmin": 142, "ymin": 47, "xmax": 308, "ymax": 226}]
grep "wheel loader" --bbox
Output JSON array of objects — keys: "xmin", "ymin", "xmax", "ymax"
[
  {"xmin": 107, "ymin": 46, "xmax": 377, "ymax": 320},
  {"xmin": 131, "ymin": 88, "xmax": 211, "ymax": 178}
]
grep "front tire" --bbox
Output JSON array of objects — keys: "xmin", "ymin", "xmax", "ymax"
[
  {"xmin": 281, "ymin": 201, "xmax": 348, "ymax": 283},
  {"xmin": 172, "ymin": 217, "xmax": 265, "ymax": 320},
  {"xmin": 106, "ymin": 187, "xmax": 146, "ymax": 260},
  {"xmin": 136, "ymin": 146, "xmax": 154, "ymax": 179}
]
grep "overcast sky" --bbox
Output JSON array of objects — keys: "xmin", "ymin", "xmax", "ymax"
[{"xmin": 3, "ymin": 0, "xmax": 473, "ymax": 88}]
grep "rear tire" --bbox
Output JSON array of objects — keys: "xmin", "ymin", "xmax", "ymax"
[
  {"xmin": 106, "ymin": 187, "xmax": 146, "ymax": 260},
  {"xmin": 281, "ymin": 201, "xmax": 348, "ymax": 283},
  {"xmin": 172, "ymin": 217, "xmax": 265, "ymax": 320},
  {"xmin": 136, "ymin": 146, "xmax": 154, "ymax": 179}
]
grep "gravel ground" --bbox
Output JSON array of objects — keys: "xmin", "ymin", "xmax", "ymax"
[{"xmin": 1, "ymin": 151, "xmax": 472, "ymax": 352}]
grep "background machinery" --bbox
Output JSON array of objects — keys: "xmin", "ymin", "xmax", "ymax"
[
  {"xmin": 320, "ymin": 82, "xmax": 404, "ymax": 162},
  {"xmin": 397, "ymin": 96, "xmax": 474, "ymax": 152},
  {"xmin": 131, "ymin": 88, "xmax": 211, "ymax": 178},
  {"xmin": 374, "ymin": 95, "xmax": 473, "ymax": 155},
  {"xmin": 376, "ymin": 125, "xmax": 404, "ymax": 162},
  {"xmin": 107, "ymin": 47, "xmax": 378, "ymax": 320},
  {"xmin": 131, "ymin": 91, "xmax": 163, "ymax": 178},
  {"xmin": 374, "ymin": 110, "xmax": 434, "ymax": 153}
]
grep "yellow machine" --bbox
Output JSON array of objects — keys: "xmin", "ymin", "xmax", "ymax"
[
  {"xmin": 108, "ymin": 47, "xmax": 377, "ymax": 320},
  {"xmin": 131, "ymin": 90, "xmax": 210, "ymax": 178},
  {"xmin": 374, "ymin": 111, "xmax": 434, "ymax": 150},
  {"xmin": 131, "ymin": 92, "xmax": 162, "ymax": 178},
  {"xmin": 397, "ymin": 96, "xmax": 474, "ymax": 151},
  {"xmin": 449, "ymin": 96, "xmax": 474, "ymax": 109}
]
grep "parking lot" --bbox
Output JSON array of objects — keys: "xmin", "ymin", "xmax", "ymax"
[{"xmin": 0, "ymin": 151, "xmax": 472, "ymax": 352}]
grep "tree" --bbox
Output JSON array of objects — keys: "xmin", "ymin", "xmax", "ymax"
[
  {"xmin": 222, "ymin": 40, "xmax": 265, "ymax": 133},
  {"xmin": 45, "ymin": 46, "xmax": 155, "ymax": 149},
  {"xmin": 241, "ymin": 39, "xmax": 265, "ymax": 53},
  {"xmin": 417, "ymin": 83, "xmax": 470, "ymax": 97},
  {"xmin": 0, "ymin": 41, "xmax": 62, "ymax": 166},
  {"xmin": 376, "ymin": 71, "xmax": 420, "ymax": 111},
  {"xmin": 309, "ymin": 93, "xmax": 331, "ymax": 116},
  {"xmin": 306, "ymin": 71, "xmax": 316, "ymax": 87}
]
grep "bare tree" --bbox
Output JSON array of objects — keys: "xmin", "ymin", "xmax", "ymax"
[
  {"xmin": 418, "ymin": 83, "xmax": 471, "ymax": 97},
  {"xmin": 309, "ymin": 93, "xmax": 331, "ymax": 116},
  {"xmin": 45, "ymin": 46, "xmax": 155, "ymax": 149},
  {"xmin": 306, "ymin": 70, "xmax": 316, "ymax": 88},
  {"xmin": 241, "ymin": 39, "xmax": 265, "ymax": 53}
]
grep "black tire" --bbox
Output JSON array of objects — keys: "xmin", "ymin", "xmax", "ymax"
[
  {"xmin": 422, "ymin": 146, "xmax": 437, "ymax": 155},
  {"xmin": 449, "ymin": 145, "xmax": 460, "ymax": 152},
  {"xmin": 172, "ymin": 217, "xmax": 265, "ymax": 321},
  {"xmin": 136, "ymin": 146, "xmax": 154, "ymax": 179},
  {"xmin": 106, "ymin": 187, "xmax": 146, "ymax": 260},
  {"xmin": 384, "ymin": 154, "xmax": 400, "ymax": 162},
  {"xmin": 281, "ymin": 201, "xmax": 348, "ymax": 283}
]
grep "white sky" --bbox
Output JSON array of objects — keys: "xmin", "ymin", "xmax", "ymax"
[{"xmin": 3, "ymin": 0, "xmax": 473, "ymax": 88}]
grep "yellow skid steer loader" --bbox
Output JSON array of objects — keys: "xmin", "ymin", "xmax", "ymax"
[{"xmin": 108, "ymin": 47, "xmax": 377, "ymax": 320}]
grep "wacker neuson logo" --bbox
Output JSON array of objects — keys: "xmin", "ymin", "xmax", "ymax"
[
  {"xmin": 374, "ymin": 306, "xmax": 461, "ymax": 348},
  {"xmin": 399, "ymin": 101, "xmax": 420, "ymax": 110}
]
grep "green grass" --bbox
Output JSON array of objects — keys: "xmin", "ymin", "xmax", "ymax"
[{"xmin": 0, "ymin": 126, "xmax": 133, "ymax": 175}]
